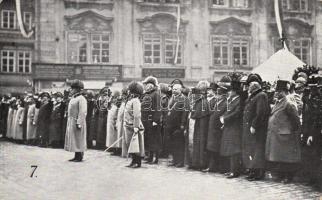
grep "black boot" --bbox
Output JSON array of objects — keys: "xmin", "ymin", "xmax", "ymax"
[
  {"xmin": 135, "ymin": 155, "xmax": 142, "ymax": 168},
  {"xmin": 145, "ymin": 152, "xmax": 153, "ymax": 163},
  {"xmin": 126, "ymin": 154, "xmax": 136, "ymax": 167},
  {"xmin": 73, "ymin": 152, "xmax": 83, "ymax": 162},
  {"xmin": 68, "ymin": 153, "xmax": 77, "ymax": 162}
]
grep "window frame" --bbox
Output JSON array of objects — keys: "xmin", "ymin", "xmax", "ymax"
[
  {"xmin": 282, "ymin": 0, "xmax": 308, "ymax": 12},
  {"xmin": 1, "ymin": 10, "xmax": 16, "ymax": 29},
  {"xmin": 211, "ymin": 35, "xmax": 250, "ymax": 68},
  {"xmin": 142, "ymin": 33, "xmax": 184, "ymax": 66},
  {"xmin": 17, "ymin": 51, "xmax": 32, "ymax": 73},
  {"xmin": 1, "ymin": 50, "xmax": 16, "ymax": 73},
  {"xmin": 67, "ymin": 32, "xmax": 111, "ymax": 64}
]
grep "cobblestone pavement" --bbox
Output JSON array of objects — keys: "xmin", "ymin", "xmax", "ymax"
[{"xmin": 0, "ymin": 141, "xmax": 321, "ymax": 200}]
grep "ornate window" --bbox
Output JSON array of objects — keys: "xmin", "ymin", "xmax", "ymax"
[
  {"xmin": 212, "ymin": 36, "xmax": 249, "ymax": 67},
  {"xmin": 212, "ymin": 0, "xmax": 248, "ymax": 8},
  {"xmin": 143, "ymin": 34, "xmax": 182, "ymax": 65},
  {"xmin": 1, "ymin": 10, "xmax": 16, "ymax": 29},
  {"xmin": 274, "ymin": 38, "xmax": 311, "ymax": 64},
  {"xmin": 65, "ymin": 11, "xmax": 113, "ymax": 64},
  {"xmin": 18, "ymin": 51, "xmax": 31, "ymax": 73},
  {"xmin": 282, "ymin": 0, "xmax": 308, "ymax": 11},
  {"xmin": 138, "ymin": 14, "xmax": 186, "ymax": 66},
  {"xmin": 1, "ymin": 50, "xmax": 16, "ymax": 73},
  {"xmin": 67, "ymin": 33, "xmax": 110, "ymax": 64},
  {"xmin": 210, "ymin": 17, "xmax": 251, "ymax": 68}
]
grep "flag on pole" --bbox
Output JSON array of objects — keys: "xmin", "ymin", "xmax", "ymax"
[
  {"xmin": 174, "ymin": 4, "xmax": 181, "ymax": 64},
  {"xmin": 15, "ymin": 0, "xmax": 34, "ymax": 38},
  {"xmin": 274, "ymin": 0, "xmax": 288, "ymax": 50}
]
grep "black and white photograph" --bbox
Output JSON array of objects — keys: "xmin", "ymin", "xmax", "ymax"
[{"xmin": 0, "ymin": 0, "xmax": 322, "ymax": 199}]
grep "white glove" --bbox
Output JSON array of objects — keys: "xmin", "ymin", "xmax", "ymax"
[
  {"xmin": 220, "ymin": 116, "xmax": 224, "ymax": 124},
  {"xmin": 307, "ymin": 136, "xmax": 313, "ymax": 146},
  {"xmin": 152, "ymin": 122, "xmax": 157, "ymax": 126},
  {"xmin": 134, "ymin": 127, "xmax": 139, "ymax": 133},
  {"xmin": 250, "ymin": 127, "xmax": 256, "ymax": 134},
  {"xmin": 92, "ymin": 140, "xmax": 96, "ymax": 146}
]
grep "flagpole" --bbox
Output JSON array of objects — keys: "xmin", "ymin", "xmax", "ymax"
[
  {"xmin": 274, "ymin": 0, "xmax": 288, "ymax": 51},
  {"xmin": 174, "ymin": 3, "xmax": 181, "ymax": 64}
]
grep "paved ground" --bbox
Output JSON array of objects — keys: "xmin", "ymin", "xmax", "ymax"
[{"xmin": 0, "ymin": 141, "xmax": 321, "ymax": 200}]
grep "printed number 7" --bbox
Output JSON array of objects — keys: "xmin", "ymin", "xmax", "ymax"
[{"xmin": 30, "ymin": 165, "xmax": 38, "ymax": 177}]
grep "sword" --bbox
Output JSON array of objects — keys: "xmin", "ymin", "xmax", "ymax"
[{"xmin": 103, "ymin": 136, "xmax": 123, "ymax": 152}]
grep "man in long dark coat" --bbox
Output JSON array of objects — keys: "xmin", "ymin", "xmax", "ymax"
[
  {"xmin": 36, "ymin": 92, "xmax": 53, "ymax": 147},
  {"xmin": 220, "ymin": 79, "xmax": 242, "ymax": 178},
  {"xmin": 189, "ymin": 81, "xmax": 211, "ymax": 170},
  {"xmin": 142, "ymin": 76, "xmax": 162, "ymax": 164},
  {"xmin": 0, "ymin": 95, "xmax": 10, "ymax": 138},
  {"xmin": 49, "ymin": 92, "xmax": 66, "ymax": 148},
  {"xmin": 242, "ymin": 74, "xmax": 270, "ymax": 181},
  {"xmin": 302, "ymin": 77, "xmax": 322, "ymax": 187},
  {"xmin": 204, "ymin": 80, "xmax": 229, "ymax": 173},
  {"xmin": 266, "ymin": 80, "xmax": 301, "ymax": 183},
  {"xmin": 166, "ymin": 82, "xmax": 189, "ymax": 167}
]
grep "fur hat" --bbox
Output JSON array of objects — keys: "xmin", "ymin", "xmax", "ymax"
[
  {"xmin": 100, "ymin": 87, "xmax": 111, "ymax": 96},
  {"xmin": 208, "ymin": 82, "xmax": 218, "ymax": 91},
  {"xmin": 40, "ymin": 92, "xmax": 51, "ymax": 99},
  {"xmin": 218, "ymin": 75, "xmax": 231, "ymax": 90},
  {"xmin": 170, "ymin": 79, "xmax": 184, "ymax": 88},
  {"xmin": 70, "ymin": 79, "xmax": 84, "ymax": 89},
  {"xmin": 246, "ymin": 73, "xmax": 262, "ymax": 85},
  {"xmin": 128, "ymin": 81, "xmax": 144, "ymax": 95},
  {"xmin": 143, "ymin": 76, "xmax": 158, "ymax": 86},
  {"xmin": 52, "ymin": 92, "xmax": 63, "ymax": 98}
]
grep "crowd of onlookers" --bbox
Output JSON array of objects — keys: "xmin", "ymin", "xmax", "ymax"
[{"xmin": 0, "ymin": 65, "xmax": 322, "ymax": 190}]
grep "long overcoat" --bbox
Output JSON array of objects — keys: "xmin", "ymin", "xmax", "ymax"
[
  {"xmin": 95, "ymin": 98, "xmax": 109, "ymax": 148},
  {"xmin": 123, "ymin": 97, "xmax": 145, "ymax": 157},
  {"xmin": 49, "ymin": 102, "xmax": 66, "ymax": 144},
  {"xmin": 190, "ymin": 94, "xmax": 210, "ymax": 169},
  {"xmin": 141, "ymin": 88, "xmax": 162, "ymax": 152},
  {"xmin": 106, "ymin": 104, "xmax": 120, "ymax": 147},
  {"xmin": 64, "ymin": 94, "xmax": 87, "ymax": 152},
  {"xmin": 266, "ymin": 97, "xmax": 301, "ymax": 163},
  {"xmin": 36, "ymin": 102, "xmax": 53, "ymax": 142},
  {"xmin": 220, "ymin": 96, "xmax": 242, "ymax": 156},
  {"xmin": 0, "ymin": 102, "xmax": 9, "ymax": 137},
  {"xmin": 117, "ymin": 102, "xmax": 127, "ymax": 157},
  {"xmin": 207, "ymin": 95, "xmax": 227, "ymax": 153},
  {"xmin": 6, "ymin": 107, "xmax": 14, "ymax": 138},
  {"xmin": 86, "ymin": 100, "xmax": 96, "ymax": 144},
  {"xmin": 26, "ymin": 104, "xmax": 38, "ymax": 140},
  {"xmin": 242, "ymin": 90, "xmax": 270, "ymax": 169},
  {"xmin": 166, "ymin": 94, "xmax": 189, "ymax": 155},
  {"xmin": 13, "ymin": 106, "xmax": 25, "ymax": 140}
]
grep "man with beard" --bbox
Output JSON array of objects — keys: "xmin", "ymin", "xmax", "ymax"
[
  {"xmin": 64, "ymin": 79, "xmax": 87, "ymax": 162},
  {"xmin": 242, "ymin": 74, "xmax": 270, "ymax": 181},
  {"xmin": 166, "ymin": 81, "xmax": 189, "ymax": 168}
]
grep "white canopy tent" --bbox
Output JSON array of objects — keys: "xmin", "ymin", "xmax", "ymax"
[{"xmin": 252, "ymin": 49, "xmax": 305, "ymax": 82}]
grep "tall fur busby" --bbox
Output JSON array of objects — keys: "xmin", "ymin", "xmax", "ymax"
[
  {"xmin": 70, "ymin": 79, "xmax": 84, "ymax": 89},
  {"xmin": 218, "ymin": 75, "xmax": 231, "ymax": 90},
  {"xmin": 228, "ymin": 72, "xmax": 243, "ymax": 91},
  {"xmin": 246, "ymin": 73, "xmax": 262, "ymax": 85},
  {"xmin": 292, "ymin": 65, "xmax": 319, "ymax": 82},
  {"xmin": 143, "ymin": 76, "xmax": 158, "ymax": 86},
  {"xmin": 276, "ymin": 80, "xmax": 290, "ymax": 92},
  {"xmin": 128, "ymin": 81, "xmax": 144, "ymax": 96}
]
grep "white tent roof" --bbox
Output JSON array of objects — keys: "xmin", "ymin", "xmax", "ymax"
[{"xmin": 252, "ymin": 49, "xmax": 305, "ymax": 82}]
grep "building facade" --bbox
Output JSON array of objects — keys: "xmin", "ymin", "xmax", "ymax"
[{"xmin": 0, "ymin": 0, "xmax": 322, "ymax": 93}]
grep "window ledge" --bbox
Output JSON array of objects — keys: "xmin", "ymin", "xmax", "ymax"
[
  {"xmin": 209, "ymin": 6, "xmax": 253, "ymax": 12},
  {"xmin": 0, "ymin": 72, "xmax": 32, "ymax": 75},
  {"xmin": 141, "ymin": 64, "xmax": 185, "ymax": 68},
  {"xmin": 136, "ymin": 1, "xmax": 182, "ymax": 8},
  {"xmin": 209, "ymin": 65, "xmax": 252, "ymax": 70},
  {"xmin": 283, "ymin": 10, "xmax": 312, "ymax": 15}
]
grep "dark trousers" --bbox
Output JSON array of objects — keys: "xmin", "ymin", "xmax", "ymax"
[
  {"xmin": 230, "ymin": 154, "xmax": 241, "ymax": 173},
  {"xmin": 173, "ymin": 135, "xmax": 185, "ymax": 165},
  {"xmin": 208, "ymin": 152, "xmax": 229, "ymax": 173}
]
